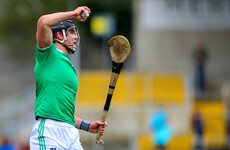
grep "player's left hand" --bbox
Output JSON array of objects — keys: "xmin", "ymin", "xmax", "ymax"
[{"xmin": 88, "ymin": 121, "xmax": 107, "ymax": 135}]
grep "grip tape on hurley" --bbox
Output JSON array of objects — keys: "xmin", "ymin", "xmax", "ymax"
[
  {"xmin": 104, "ymin": 94, "xmax": 112, "ymax": 111},
  {"xmin": 103, "ymin": 62, "xmax": 123, "ymax": 111},
  {"xmin": 112, "ymin": 61, "xmax": 123, "ymax": 74}
]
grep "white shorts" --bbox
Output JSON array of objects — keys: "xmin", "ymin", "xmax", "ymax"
[{"xmin": 30, "ymin": 118, "xmax": 83, "ymax": 150}]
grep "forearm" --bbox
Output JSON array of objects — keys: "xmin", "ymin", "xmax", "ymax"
[
  {"xmin": 38, "ymin": 11, "xmax": 75, "ymax": 28},
  {"xmin": 75, "ymin": 116, "xmax": 83, "ymax": 129},
  {"xmin": 38, "ymin": 6, "xmax": 89, "ymax": 28}
]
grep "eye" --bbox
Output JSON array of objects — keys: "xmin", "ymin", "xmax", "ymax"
[{"xmin": 69, "ymin": 30, "xmax": 75, "ymax": 35}]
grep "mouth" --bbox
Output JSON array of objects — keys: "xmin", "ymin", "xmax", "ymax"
[{"xmin": 73, "ymin": 44, "xmax": 77, "ymax": 49}]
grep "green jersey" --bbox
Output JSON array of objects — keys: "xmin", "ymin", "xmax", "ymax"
[{"xmin": 34, "ymin": 42, "xmax": 79, "ymax": 126}]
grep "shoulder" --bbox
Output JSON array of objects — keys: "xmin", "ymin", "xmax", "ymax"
[
  {"xmin": 36, "ymin": 42, "xmax": 56, "ymax": 52},
  {"xmin": 35, "ymin": 42, "xmax": 57, "ymax": 62}
]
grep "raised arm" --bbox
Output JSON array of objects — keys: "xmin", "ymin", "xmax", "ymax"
[{"xmin": 36, "ymin": 6, "xmax": 91, "ymax": 49}]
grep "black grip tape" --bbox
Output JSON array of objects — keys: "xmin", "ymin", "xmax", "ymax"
[
  {"xmin": 112, "ymin": 61, "xmax": 124, "ymax": 74},
  {"xmin": 109, "ymin": 86, "xmax": 115, "ymax": 89},
  {"xmin": 104, "ymin": 94, "xmax": 112, "ymax": 111}
]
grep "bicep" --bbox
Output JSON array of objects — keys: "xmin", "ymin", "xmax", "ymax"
[{"xmin": 36, "ymin": 16, "xmax": 53, "ymax": 49}]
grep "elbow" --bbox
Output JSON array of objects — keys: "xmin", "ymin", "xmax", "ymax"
[
  {"xmin": 37, "ymin": 15, "xmax": 52, "ymax": 28},
  {"xmin": 37, "ymin": 15, "xmax": 47, "ymax": 27}
]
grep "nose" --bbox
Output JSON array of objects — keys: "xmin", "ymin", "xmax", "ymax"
[
  {"xmin": 72, "ymin": 35, "xmax": 77, "ymax": 42},
  {"xmin": 74, "ymin": 36, "xmax": 79, "ymax": 44}
]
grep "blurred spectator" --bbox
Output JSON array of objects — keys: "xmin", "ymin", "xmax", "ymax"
[
  {"xmin": 191, "ymin": 112, "xmax": 204, "ymax": 150},
  {"xmin": 0, "ymin": 137, "xmax": 19, "ymax": 150},
  {"xmin": 149, "ymin": 110, "xmax": 173, "ymax": 150},
  {"xmin": 20, "ymin": 142, "xmax": 29, "ymax": 150},
  {"xmin": 193, "ymin": 40, "xmax": 208, "ymax": 98}
]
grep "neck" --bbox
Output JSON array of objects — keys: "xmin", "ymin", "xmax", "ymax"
[{"xmin": 55, "ymin": 42, "xmax": 69, "ymax": 55}]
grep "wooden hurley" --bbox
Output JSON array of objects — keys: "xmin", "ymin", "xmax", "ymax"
[{"xmin": 96, "ymin": 35, "xmax": 131, "ymax": 145}]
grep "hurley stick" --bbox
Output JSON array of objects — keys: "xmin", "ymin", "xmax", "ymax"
[{"xmin": 96, "ymin": 35, "xmax": 131, "ymax": 145}]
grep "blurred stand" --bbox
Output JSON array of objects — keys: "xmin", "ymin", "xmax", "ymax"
[
  {"xmin": 222, "ymin": 83, "xmax": 230, "ymax": 150},
  {"xmin": 0, "ymin": 86, "xmax": 35, "ymax": 150}
]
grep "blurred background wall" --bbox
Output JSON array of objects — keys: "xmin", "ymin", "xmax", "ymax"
[
  {"xmin": 134, "ymin": 0, "xmax": 230, "ymax": 99},
  {"xmin": 0, "ymin": 0, "xmax": 230, "ymax": 150}
]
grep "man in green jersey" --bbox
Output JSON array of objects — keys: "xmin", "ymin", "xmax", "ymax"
[{"xmin": 30, "ymin": 6, "xmax": 107, "ymax": 150}]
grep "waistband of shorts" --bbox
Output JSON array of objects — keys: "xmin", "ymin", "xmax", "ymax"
[{"xmin": 37, "ymin": 118, "xmax": 75, "ymax": 128}]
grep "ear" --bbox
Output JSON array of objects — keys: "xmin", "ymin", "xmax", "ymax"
[{"xmin": 56, "ymin": 32, "xmax": 64, "ymax": 40}]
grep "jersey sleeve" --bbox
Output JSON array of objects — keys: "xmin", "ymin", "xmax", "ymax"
[{"xmin": 36, "ymin": 42, "xmax": 55, "ymax": 62}]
